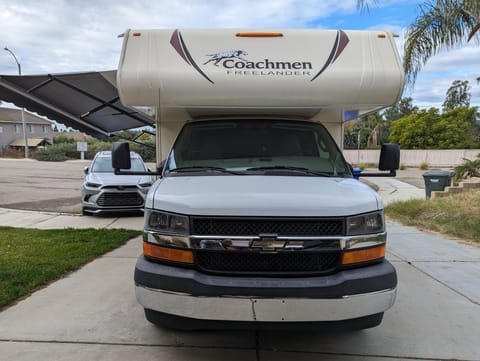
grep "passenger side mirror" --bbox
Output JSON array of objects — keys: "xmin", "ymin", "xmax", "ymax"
[
  {"xmin": 83, "ymin": 166, "xmax": 89, "ymax": 175},
  {"xmin": 379, "ymin": 143, "xmax": 400, "ymax": 172},
  {"xmin": 112, "ymin": 142, "xmax": 131, "ymax": 170},
  {"xmin": 356, "ymin": 143, "xmax": 400, "ymax": 178}
]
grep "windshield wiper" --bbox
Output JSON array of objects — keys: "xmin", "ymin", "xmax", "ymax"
[
  {"xmin": 245, "ymin": 166, "xmax": 334, "ymax": 177},
  {"xmin": 167, "ymin": 166, "xmax": 242, "ymax": 175}
]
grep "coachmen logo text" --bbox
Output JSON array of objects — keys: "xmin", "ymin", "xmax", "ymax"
[{"xmin": 170, "ymin": 29, "xmax": 349, "ymax": 84}]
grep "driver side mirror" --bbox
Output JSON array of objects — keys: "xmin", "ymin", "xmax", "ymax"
[{"xmin": 112, "ymin": 142, "xmax": 131, "ymax": 170}]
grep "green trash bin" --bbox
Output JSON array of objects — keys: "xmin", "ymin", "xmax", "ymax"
[{"xmin": 422, "ymin": 171, "xmax": 455, "ymax": 198}]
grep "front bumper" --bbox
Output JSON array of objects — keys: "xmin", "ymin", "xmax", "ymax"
[
  {"xmin": 134, "ymin": 256, "xmax": 397, "ymax": 322},
  {"xmin": 81, "ymin": 187, "xmax": 147, "ymax": 213}
]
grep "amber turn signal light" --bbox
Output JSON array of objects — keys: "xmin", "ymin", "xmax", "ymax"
[
  {"xmin": 342, "ymin": 244, "xmax": 386, "ymax": 265},
  {"xmin": 236, "ymin": 32, "xmax": 283, "ymax": 37},
  {"xmin": 143, "ymin": 242, "xmax": 194, "ymax": 264}
]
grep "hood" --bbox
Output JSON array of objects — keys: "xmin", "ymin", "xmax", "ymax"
[
  {"xmin": 86, "ymin": 172, "xmax": 153, "ymax": 186},
  {"xmin": 148, "ymin": 175, "xmax": 382, "ymax": 217}
]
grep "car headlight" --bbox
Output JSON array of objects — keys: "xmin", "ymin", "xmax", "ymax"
[
  {"xmin": 86, "ymin": 182, "xmax": 101, "ymax": 188},
  {"xmin": 139, "ymin": 181, "xmax": 153, "ymax": 188},
  {"xmin": 146, "ymin": 210, "xmax": 189, "ymax": 235},
  {"xmin": 347, "ymin": 211, "xmax": 384, "ymax": 235}
]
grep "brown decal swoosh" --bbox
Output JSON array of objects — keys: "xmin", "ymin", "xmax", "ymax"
[
  {"xmin": 310, "ymin": 30, "xmax": 349, "ymax": 82},
  {"xmin": 170, "ymin": 29, "xmax": 214, "ymax": 84}
]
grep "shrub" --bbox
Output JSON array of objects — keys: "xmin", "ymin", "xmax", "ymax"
[
  {"xmin": 399, "ymin": 164, "xmax": 406, "ymax": 170},
  {"xmin": 453, "ymin": 153, "xmax": 480, "ymax": 181},
  {"xmin": 32, "ymin": 143, "xmax": 76, "ymax": 161},
  {"xmin": 419, "ymin": 161, "xmax": 429, "ymax": 170}
]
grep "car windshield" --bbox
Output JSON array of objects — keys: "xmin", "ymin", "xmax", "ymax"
[
  {"xmin": 91, "ymin": 156, "xmax": 146, "ymax": 173},
  {"xmin": 165, "ymin": 119, "xmax": 350, "ymax": 177}
]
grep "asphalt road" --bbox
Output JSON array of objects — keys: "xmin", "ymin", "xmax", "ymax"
[
  {"xmin": 0, "ymin": 158, "xmax": 426, "ymax": 214},
  {"xmin": 0, "ymin": 158, "xmax": 155, "ymax": 214}
]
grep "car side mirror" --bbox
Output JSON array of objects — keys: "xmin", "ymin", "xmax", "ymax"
[
  {"xmin": 112, "ymin": 142, "xmax": 131, "ymax": 170},
  {"xmin": 84, "ymin": 166, "xmax": 89, "ymax": 175}
]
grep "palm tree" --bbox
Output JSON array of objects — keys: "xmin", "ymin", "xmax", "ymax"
[
  {"xmin": 357, "ymin": 1, "xmax": 480, "ymax": 87},
  {"xmin": 404, "ymin": 0, "xmax": 480, "ymax": 86}
]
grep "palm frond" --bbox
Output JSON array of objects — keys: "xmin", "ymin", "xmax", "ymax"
[
  {"xmin": 403, "ymin": 0, "xmax": 480, "ymax": 87},
  {"xmin": 467, "ymin": 22, "xmax": 480, "ymax": 41}
]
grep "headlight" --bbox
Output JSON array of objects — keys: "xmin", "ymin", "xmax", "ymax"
[
  {"xmin": 86, "ymin": 182, "xmax": 101, "ymax": 188},
  {"xmin": 347, "ymin": 211, "xmax": 384, "ymax": 235},
  {"xmin": 146, "ymin": 210, "xmax": 189, "ymax": 235}
]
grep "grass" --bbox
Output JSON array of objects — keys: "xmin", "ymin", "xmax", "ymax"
[
  {"xmin": 0, "ymin": 227, "xmax": 141, "ymax": 309},
  {"xmin": 385, "ymin": 189, "xmax": 480, "ymax": 243}
]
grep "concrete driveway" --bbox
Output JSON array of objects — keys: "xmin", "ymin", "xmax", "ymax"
[{"xmin": 0, "ymin": 159, "xmax": 479, "ymax": 360}]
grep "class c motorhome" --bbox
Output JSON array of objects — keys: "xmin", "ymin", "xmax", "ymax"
[{"xmin": 112, "ymin": 28, "xmax": 404, "ymax": 330}]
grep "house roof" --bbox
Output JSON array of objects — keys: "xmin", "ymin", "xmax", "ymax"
[
  {"xmin": 0, "ymin": 107, "xmax": 52, "ymax": 125},
  {"xmin": 0, "ymin": 71, "xmax": 155, "ymax": 140},
  {"xmin": 9, "ymin": 137, "xmax": 52, "ymax": 147}
]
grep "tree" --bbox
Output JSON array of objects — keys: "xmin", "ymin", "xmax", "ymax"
[
  {"xmin": 383, "ymin": 97, "xmax": 418, "ymax": 121},
  {"xmin": 357, "ymin": 1, "xmax": 480, "ymax": 86},
  {"xmin": 442, "ymin": 80, "xmax": 471, "ymax": 111},
  {"xmin": 389, "ymin": 106, "xmax": 479, "ymax": 149},
  {"xmin": 402, "ymin": 0, "xmax": 480, "ymax": 86}
]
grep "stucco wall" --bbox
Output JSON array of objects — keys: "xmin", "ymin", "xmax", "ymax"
[{"xmin": 343, "ymin": 149, "xmax": 480, "ymax": 167}]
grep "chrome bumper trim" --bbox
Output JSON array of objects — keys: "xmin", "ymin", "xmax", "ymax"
[{"xmin": 135, "ymin": 286, "xmax": 396, "ymax": 322}]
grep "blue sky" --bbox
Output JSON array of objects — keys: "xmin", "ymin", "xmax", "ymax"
[{"xmin": 0, "ymin": 0, "xmax": 478, "ymax": 111}]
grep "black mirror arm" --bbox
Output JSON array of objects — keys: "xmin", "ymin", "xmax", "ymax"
[
  {"xmin": 357, "ymin": 170, "xmax": 396, "ymax": 177},
  {"xmin": 114, "ymin": 169, "xmax": 163, "ymax": 176}
]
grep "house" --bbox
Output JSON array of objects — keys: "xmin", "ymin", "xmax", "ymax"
[{"xmin": 0, "ymin": 107, "xmax": 53, "ymax": 153}]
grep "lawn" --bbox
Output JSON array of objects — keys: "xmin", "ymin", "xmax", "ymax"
[
  {"xmin": 0, "ymin": 227, "xmax": 141, "ymax": 309},
  {"xmin": 385, "ymin": 189, "xmax": 480, "ymax": 243}
]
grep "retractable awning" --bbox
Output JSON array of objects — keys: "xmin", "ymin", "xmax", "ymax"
[{"xmin": 0, "ymin": 71, "xmax": 155, "ymax": 140}]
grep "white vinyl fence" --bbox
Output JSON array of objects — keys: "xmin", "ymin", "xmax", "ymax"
[{"xmin": 343, "ymin": 149, "xmax": 480, "ymax": 168}]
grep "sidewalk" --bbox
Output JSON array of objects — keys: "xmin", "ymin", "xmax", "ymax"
[
  {"xmin": 365, "ymin": 176, "xmax": 426, "ymax": 205},
  {"xmin": 0, "ymin": 208, "xmax": 144, "ymax": 230}
]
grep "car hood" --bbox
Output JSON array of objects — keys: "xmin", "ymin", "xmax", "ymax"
[
  {"xmin": 148, "ymin": 175, "xmax": 382, "ymax": 217},
  {"xmin": 86, "ymin": 172, "xmax": 152, "ymax": 186}
]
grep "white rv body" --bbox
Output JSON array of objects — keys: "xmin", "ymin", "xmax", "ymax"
[
  {"xmin": 116, "ymin": 29, "xmax": 404, "ymax": 330},
  {"xmin": 117, "ymin": 29, "xmax": 403, "ymax": 158}
]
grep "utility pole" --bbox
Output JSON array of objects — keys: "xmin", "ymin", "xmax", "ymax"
[{"xmin": 4, "ymin": 47, "xmax": 28, "ymax": 158}]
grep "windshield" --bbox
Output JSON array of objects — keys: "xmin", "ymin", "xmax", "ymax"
[
  {"xmin": 165, "ymin": 119, "xmax": 350, "ymax": 177},
  {"xmin": 92, "ymin": 156, "xmax": 146, "ymax": 173}
]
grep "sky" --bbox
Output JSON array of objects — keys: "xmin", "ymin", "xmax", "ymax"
[{"xmin": 0, "ymin": 0, "xmax": 479, "ymax": 111}]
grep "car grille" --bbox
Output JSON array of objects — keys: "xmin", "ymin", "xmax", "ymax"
[
  {"xmin": 191, "ymin": 217, "xmax": 344, "ymax": 236},
  {"xmin": 195, "ymin": 250, "xmax": 340, "ymax": 276},
  {"xmin": 96, "ymin": 192, "xmax": 143, "ymax": 207}
]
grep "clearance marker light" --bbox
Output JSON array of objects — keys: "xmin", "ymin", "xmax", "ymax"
[{"xmin": 236, "ymin": 32, "xmax": 284, "ymax": 38}]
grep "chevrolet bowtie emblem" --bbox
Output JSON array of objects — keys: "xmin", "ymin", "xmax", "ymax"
[{"xmin": 251, "ymin": 234, "xmax": 285, "ymax": 251}]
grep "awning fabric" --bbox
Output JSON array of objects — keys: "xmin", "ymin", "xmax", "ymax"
[
  {"xmin": 10, "ymin": 137, "xmax": 51, "ymax": 147},
  {"xmin": 0, "ymin": 71, "xmax": 154, "ymax": 140}
]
